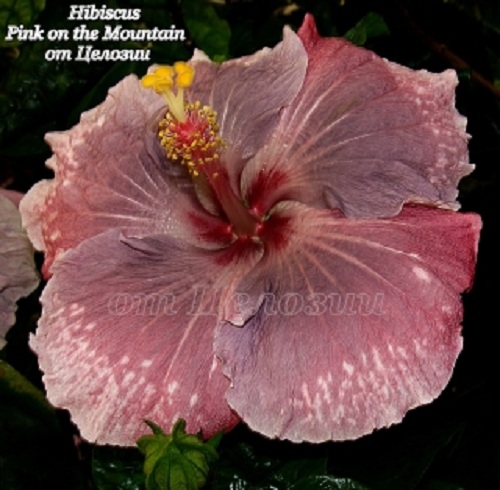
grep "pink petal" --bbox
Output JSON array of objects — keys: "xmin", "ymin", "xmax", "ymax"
[
  {"xmin": 242, "ymin": 15, "xmax": 472, "ymax": 218},
  {"xmin": 32, "ymin": 229, "xmax": 264, "ymax": 445},
  {"xmin": 188, "ymin": 27, "xmax": 307, "ymax": 189},
  {"xmin": 20, "ymin": 76, "xmax": 203, "ymax": 276},
  {"xmin": 0, "ymin": 192, "xmax": 39, "ymax": 347},
  {"xmin": 215, "ymin": 204, "xmax": 481, "ymax": 442}
]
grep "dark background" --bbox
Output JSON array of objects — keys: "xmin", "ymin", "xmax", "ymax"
[{"xmin": 1, "ymin": 0, "xmax": 499, "ymax": 488}]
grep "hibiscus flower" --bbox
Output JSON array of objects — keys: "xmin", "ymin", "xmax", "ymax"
[
  {"xmin": 0, "ymin": 190, "xmax": 39, "ymax": 348},
  {"xmin": 20, "ymin": 15, "xmax": 480, "ymax": 446}
]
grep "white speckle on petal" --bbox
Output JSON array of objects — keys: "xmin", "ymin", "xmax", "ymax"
[
  {"xmin": 372, "ymin": 348, "xmax": 384, "ymax": 371},
  {"xmin": 413, "ymin": 339, "xmax": 427, "ymax": 358},
  {"xmin": 189, "ymin": 394, "xmax": 198, "ymax": 407},
  {"xmin": 167, "ymin": 381, "xmax": 179, "ymax": 395},
  {"xmin": 119, "ymin": 355, "xmax": 130, "ymax": 365},
  {"xmin": 69, "ymin": 304, "xmax": 85, "ymax": 316},
  {"xmin": 360, "ymin": 352, "xmax": 368, "ymax": 367},
  {"xmin": 397, "ymin": 346, "xmax": 408, "ymax": 359},
  {"xmin": 54, "ymin": 307, "xmax": 66, "ymax": 317},
  {"xmin": 144, "ymin": 384, "xmax": 156, "ymax": 396},
  {"xmin": 338, "ymin": 378, "xmax": 352, "ymax": 400},
  {"xmin": 122, "ymin": 372, "xmax": 135, "ymax": 387},
  {"xmin": 141, "ymin": 359, "xmax": 153, "ymax": 368},
  {"xmin": 208, "ymin": 357, "xmax": 218, "ymax": 378},
  {"xmin": 342, "ymin": 361, "xmax": 354, "ymax": 376},
  {"xmin": 380, "ymin": 384, "xmax": 390, "ymax": 400},
  {"xmin": 84, "ymin": 322, "xmax": 96, "ymax": 332},
  {"xmin": 413, "ymin": 266, "xmax": 430, "ymax": 283},
  {"xmin": 317, "ymin": 376, "xmax": 332, "ymax": 404},
  {"xmin": 301, "ymin": 383, "xmax": 312, "ymax": 408},
  {"xmin": 331, "ymin": 404, "xmax": 345, "ymax": 423}
]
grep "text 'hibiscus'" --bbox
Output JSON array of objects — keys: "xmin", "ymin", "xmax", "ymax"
[{"xmin": 21, "ymin": 15, "xmax": 481, "ymax": 446}]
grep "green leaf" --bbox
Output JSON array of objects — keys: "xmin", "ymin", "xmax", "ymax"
[
  {"xmin": 265, "ymin": 457, "xmax": 329, "ymax": 487},
  {"xmin": 137, "ymin": 419, "xmax": 220, "ymax": 490},
  {"xmin": 344, "ymin": 12, "xmax": 390, "ymax": 46},
  {"xmin": 0, "ymin": 0, "xmax": 46, "ymax": 47},
  {"xmin": 212, "ymin": 428, "xmax": 330, "ymax": 489},
  {"xmin": 92, "ymin": 446, "xmax": 145, "ymax": 490},
  {"xmin": 290, "ymin": 475, "xmax": 370, "ymax": 490},
  {"xmin": 180, "ymin": 0, "xmax": 230, "ymax": 61},
  {"xmin": 0, "ymin": 360, "xmax": 85, "ymax": 489},
  {"xmin": 447, "ymin": 0, "xmax": 500, "ymax": 36},
  {"xmin": 326, "ymin": 407, "xmax": 463, "ymax": 490},
  {"xmin": 0, "ymin": 359, "xmax": 53, "ymax": 416}
]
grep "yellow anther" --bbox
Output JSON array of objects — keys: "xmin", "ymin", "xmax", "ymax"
[
  {"xmin": 140, "ymin": 66, "xmax": 174, "ymax": 94},
  {"xmin": 173, "ymin": 62, "xmax": 195, "ymax": 88},
  {"xmin": 141, "ymin": 74, "xmax": 156, "ymax": 88},
  {"xmin": 140, "ymin": 62, "xmax": 195, "ymax": 123},
  {"xmin": 156, "ymin": 66, "xmax": 174, "ymax": 79}
]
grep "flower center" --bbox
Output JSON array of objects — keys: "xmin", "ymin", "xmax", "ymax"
[
  {"xmin": 141, "ymin": 64, "xmax": 261, "ymax": 238},
  {"xmin": 158, "ymin": 102, "xmax": 223, "ymax": 178}
]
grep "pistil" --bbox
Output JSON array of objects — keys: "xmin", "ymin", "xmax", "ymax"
[{"xmin": 204, "ymin": 169, "xmax": 261, "ymax": 238}]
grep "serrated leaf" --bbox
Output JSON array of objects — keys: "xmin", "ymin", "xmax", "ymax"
[
  {"xmin": 0, "ymin": 0, "xmax": 46, "ymax": 47},
  {"xmin": 137, "ymin": 419, "xmax": 220, "ymax": 490},
  {"xmin": 344, "ymin": 12, "xmax": 390, "ymax": 46},
  {"xmin": 180, "ymin": 0, "xmax": 230, "ymax": 61}
]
